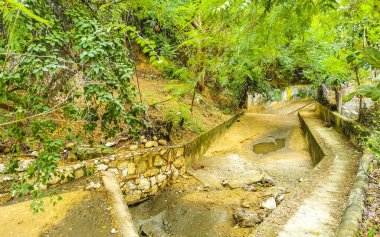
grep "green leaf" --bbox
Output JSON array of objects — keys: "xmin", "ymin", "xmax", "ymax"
[
  {"xmin": 343, "ymin": 92, "xmax": 356, "ymax": 102},
  {"xmin": 363, "ymin": 48, "xmax": 380, "ymax": 69},
  {"xmin": 356, "ymin": 85, "xmax": 380, "ymax": 101},
  {"xmin": 4, "ymin": 0, "xmax": 53, "ymax": 26}
]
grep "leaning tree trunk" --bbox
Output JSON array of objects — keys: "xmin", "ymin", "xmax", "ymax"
[
  {"xmin": 355, "ymin": 69, "xmax": 364, "ymax": 122},
  {"xmin": 334, "ymin": 87, "xmax": 343, "ymax": 114}
]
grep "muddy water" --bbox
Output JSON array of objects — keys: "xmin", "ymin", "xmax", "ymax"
[
  {"xmin": 252, "ymin": 138, "xmax": 286, "ymax": 154},
  {"xmin": 130, "ymin": 101, "xmax": 314, "ymax": 237}
]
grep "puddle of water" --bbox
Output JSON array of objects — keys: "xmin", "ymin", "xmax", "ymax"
[{"xmin": 252, "ymin": 138, "xmax": 285, "ymax": 154}]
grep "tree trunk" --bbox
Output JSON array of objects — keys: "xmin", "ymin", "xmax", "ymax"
[
  {"xmin": 355, "ymin": 69, "xmax": 364, "ymax": 122},
  {"xmin": 190, "ymin": 86, "xmax": 196, "ymax": 114},
  {"xmin": 334, "ymin": 86, "xmax": 342, "ymax": 114}
]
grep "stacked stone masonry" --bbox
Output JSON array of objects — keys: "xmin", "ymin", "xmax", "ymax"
[
  {"xmin": 0, "ymin": 146, "xmax": 185, "ymax": 204},
  {"xmin": 0, "ymin": 112, "xmax": 242, "ymax": 204}
]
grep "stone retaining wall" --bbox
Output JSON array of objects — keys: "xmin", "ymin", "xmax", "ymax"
[
  {"xmin": 312, "ymin": 103, "xmax": 373, "ymax": 237},
  {"xmin": 0, "ymin": 146, "xmax": 185, "ymax": 204},
  {"xmin": 0, "ymin": 111, "xmax": 245, "ymax": 204},
  {"xmin": 337, "ymin": 149, "xmax": 372, "ymax": 237}
]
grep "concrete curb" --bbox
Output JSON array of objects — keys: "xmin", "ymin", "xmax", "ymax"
[
  {"xmin": 183, "ymin": 110, "xmax": 245, "ymax": 167},
  {"xmin": 314, "ymin": 103, "xmax": 372, "ymax": 237},
  {"xmin": 336, "ymin": 149, "xmax": 373, "ymax": 237},
  {"xmin": 102, "ymin": 171, "xmax": 139, "ymax": 237}
]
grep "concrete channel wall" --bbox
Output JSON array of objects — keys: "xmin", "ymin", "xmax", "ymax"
[
  {"xmin": 247, "ymin": 85, "xmax": 311, "ymax": 112},
  {"xmin": 298, "ymin": 113, "xmax": 328, "ymax": 166},
  {"xmin": 183, "ymin": 111, "xmax": 244, "ymax": 167},
  {"xmin": 315, "ymin": 103, "xmax": 367, "ymax": 147},
  {"xmin": 302, "ymin": 103, "xmax": 372, "ymax": 237}
]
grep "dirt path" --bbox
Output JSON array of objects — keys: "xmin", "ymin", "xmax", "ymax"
[
  {"xmin": 0, "ymin": 178, "xmax": 117, "ymax": 237},
  {"xmin": 0, "ymin": 190, "xmax": 88, "ymax": 237}
]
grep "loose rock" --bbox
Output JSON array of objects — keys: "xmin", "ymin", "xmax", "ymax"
[
  {"xmin": 16, "ymin": 160, "xmax": 32, "ymax": 172},
  {"xmin": 96, "ymin": 164, "xmax": 109, "ymax": 171},
  {"xmin": 233, "ymin": 209, "xmax": 262, "ymax": 227},
  {"xmin": 129, "ymin": 145, "xmax": 139, "ymax": 151},
  {"xmin": 145, "ymin": 141, "xmax": 155, "ymax": 148},
  {"xmin": 0, "ymin": 193, "xmax": 11, "ymax": 204},
  {"xmin": 262, "ymin": 197, "xmax": 277, "ymax": 210},
  {"xmin": 262, "ymin": 175, "xmax": 275, "ymax": 186},
  {"xmin": 0, "ymin": 164, "xmax": 6, "ymax": 174},
  {"xmin": 105, "ymin": 141, "xmax": 118, "ymax": 147},
  {"xmin": 276, "ymin": 194, "xmax": 285, "ymax": 203},
  {"xmin": 243, "ymin": 184, "xmax": 257, "ymax": 192},
  {"xmin": 140, "ymin": 222, "xmax": 169, "ymax": 237},
  {"xmin": 158, "ymin": 139, "xmax": 168, "ymax": 146},
  {"xmin": 86, "ymin": 181, "xmax": 101, "ymax": 190}
]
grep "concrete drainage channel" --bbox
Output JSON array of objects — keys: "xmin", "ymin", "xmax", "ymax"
[
  {"xmin": 0, "ymin": 101, "xmax": 369, "ymax": 237},
  {"xmin": 128, "ymin": 101, "xmax": 318, "ymax": 236},
  {"xmin": 129, "ymin": 102, "xmax": 369, "ymax": 237},
  {"xmin": 95, "ymin": 101, "xmax": 368, "ymax": 237}
]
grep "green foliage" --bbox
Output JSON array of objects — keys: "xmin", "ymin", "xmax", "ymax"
[
  {"xmin": 133, "ymin": 0, "xmax": 378, "ymax": 106},
  {"xmin": 368, "ymin": 131, "xmax": 380, "ymax": 161},
  {"xmin": 344, "ymin": 47, "xmax": 380, "ymax": 102},
  {"xmin": 1, "ymin": 0, "xmax": 379, "ymax": 211},
  {"xmin": 1, "ymin": 0, "xmax": 52, "ymax": 26},
  {"xmin": 0, "ymin": 0, "xmax": 160, "ymax": 209},
  {"xmin": 344, "ymin": 84, "xmax": 380, "ymax": 102},
  {"xmin": 363, "ymin": 48, "xmax": 380, "ymax": 69},
  {"xmin": 364, "ymin": 108, "xmax": 380, "ymax": 163},
  {"xmin": 163, "ymin": 103, "xmax": 203, "ymax": 133}
]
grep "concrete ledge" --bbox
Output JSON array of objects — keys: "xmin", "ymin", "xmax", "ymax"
[
  {"xmin": 183, "ymin": 110, "xmax": 245, "ymax": 167},
  {"xmin": 337, "ymin": 149, "xmax": 372, "ymax": 237},
  {"xmin": 313, "ymin": 103, "xmax": 373, "ymax": 237},
  {"xmin": 315, "ymin": 103, "xmax": 368, "ymax": 147},
  {"xmin": 298, "ymin": 112, "xmax": 330, "ymax": 166}
]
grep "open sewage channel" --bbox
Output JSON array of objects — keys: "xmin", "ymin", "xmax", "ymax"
[{"xmin": 129, "ymin": 102, "xmax": 314, "ymax": 237}]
